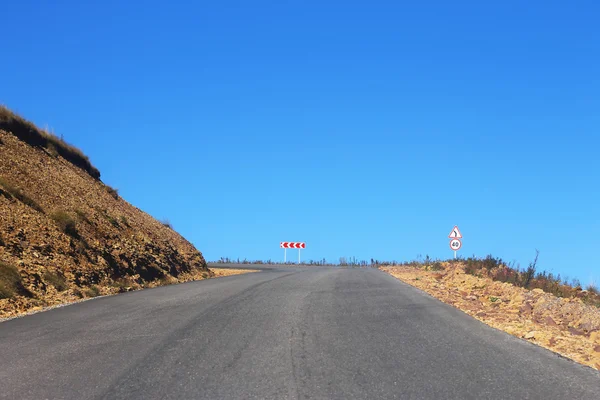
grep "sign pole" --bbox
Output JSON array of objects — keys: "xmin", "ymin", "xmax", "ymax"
[
  {"xmin": 284, "ymin": 248, "xmax": 287, "ymax": 263},
  {"xmin": 298, "ymin": 249, "xmax": 301, "ymax": 264},
  {"xmin": 454, "ymin": 250, "xmax": 456, "ymax": 259}
]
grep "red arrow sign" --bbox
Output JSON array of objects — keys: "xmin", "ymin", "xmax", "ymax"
[{"xmin": 280, "ymin": 242, "xmax": 306, "ymax": 249}]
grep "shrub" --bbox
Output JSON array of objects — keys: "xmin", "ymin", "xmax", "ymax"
[
  {"xmin": 84, "ymin": 285, "xmax": 101, "ymax": 297},
  {"xmin": 50, "ymin": 211, "xmax": 79, "ymax": 238},
  {"xmin": 106, "ymin": 215, "xmax": 121, "ymax": 229},
  {"xmin": 0, "ymin": 177, "xmax": 44, "ymax": 213},
  {"xmin": 43, "ymin": 271, "xmax": 68, "ymax": 292},
  {"xmin": 522, "ymin": 250, "xmax": 539, "ymax": 289},
  {"xmin": 106, "ymin": 186, "xmax": 119, "ymax": 200},
  {"xmin": 431, "ymin": 262, "xmax": 444, "ymax": 271},
  {"xmin": 161, "ymin": 219, "xmax": 173, "ymax": 229},
  {"xmin": 0, "ymin": 105, "xmax": 100, "ymax": 179},
  {"xmin": 119, "ymin": 216, "xmax": 130, "ymax": 227},
  {"xmin": 74, "ymin": 209, "xmax": 91, "ymax": 224},
  {"xmin": 0, "ymin": 262, "xmax": 31, "ymax": 299}
]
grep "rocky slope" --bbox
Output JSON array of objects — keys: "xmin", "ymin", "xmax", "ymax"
[
  {"xmin": 0, "ymin": 107, "xmax": 210, "ymax": 318},
  {"xmin": 382, "ymin": 264, "xmax": 600, "ymax": 370}
]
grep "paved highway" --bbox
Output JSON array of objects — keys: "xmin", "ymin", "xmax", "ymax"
[{"xmin": 1, "ymin": 265, "xmax": 598, "ymax": 399}]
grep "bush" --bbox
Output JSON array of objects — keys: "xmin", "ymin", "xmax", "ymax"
[
  {"xmin": 50, "ymin": 211, "xmax": 79, "ymax": 238},
  {"xmin": 161, "ymin": 219, "xmax": 173, "ymax": 229},
  {"xmin": 522, "ymin": 250, "xmax": 539, "ymax": 289},
  {"xmin": 84, "ymin": 285, "xmax": 101, "ymax": 297},
  {"xmin": 0, "ymin": 262, "xmax": 31, "ymax": 299},
  {"xmin": 74, "ymin": 209, "xmax": 91, "ymax": 224},
  {"xmin": 0, "ymin": 105, "xmax": 100, "ymax": 179},
  {"xmin": 106, "ymin": 186, "xmax": 119, "ymax": 200},
  {"xmin": 119, "ymin": 216, "xmax": 130, "ymax": 227},
  {"xmin": 43, "ymin": 271, "xmax": 68, "ymax": 292},
  {"xmin": 0, "ymin": 177, "xmax": 44, "ymax": 213}
]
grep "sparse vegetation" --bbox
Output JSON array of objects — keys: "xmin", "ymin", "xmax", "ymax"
[
  {"xmin": 119, "ymin": 216, "xmax": 130, "ymax": 227},
  {"xmin": 50, "ymin": 211, "xmax": 79, "ymax": 238},
  {"xmin": 0, "ymin": 177, "xmax": 44, "ymax": 213},
  {"xmin": 161, "ymin": 219, "xmax": 174, "ymax": 229},
  {"xmin": 43, "ymin": 271, "xmax": 68, "ymax": 292},
  {"xmin": 106, "ymin": 185, "xmax": 119, "ymax": 200},
  {"xmin": 106, "ymin": 215, "xmax": 121, "ymax": 229},
  {"xmin": 396, "ymin": 253, "xmax": 600, "ymax": 308},
  {"xmin": 74, "ymin": 209, "xmax": 91, "ymax": 224},
  {"xmin": 0, "ymin": 262, "xmax": 30, "ymax": 299},
  {"xmin": 84, "ymin": 285, "xmax": 101, "ymax": 298},
  {"xmin": 0, "ymin": 105, "xmax": 100, "ymax": 179}
]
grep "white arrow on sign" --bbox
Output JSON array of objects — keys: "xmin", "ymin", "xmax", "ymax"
[{"xmin": 448, "ymin": 225, "xmax": 463, "ymax": 239}]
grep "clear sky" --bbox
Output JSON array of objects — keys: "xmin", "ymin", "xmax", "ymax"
[{"xmin": 2, "ymin": 1, "xmax": 599, "ymax": 283}]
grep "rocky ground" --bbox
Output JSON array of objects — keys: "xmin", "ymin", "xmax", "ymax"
[
  {"xmin": 381, "ymin": 264, "xmax": 600, "ymax": 370},
  {"xmin": 0, "ymin": 122, "xmax": 210, "ymax": 319}
]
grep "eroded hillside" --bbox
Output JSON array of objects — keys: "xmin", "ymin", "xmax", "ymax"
[{"xmin": 0, "ymin": 107, "xmax": 210, "ymax": 318}]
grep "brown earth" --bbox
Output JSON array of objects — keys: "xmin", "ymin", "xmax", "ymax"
[
  {"xmin": 381, "ymin": 264, "xmax": 600, "ymax": 371},
  {"xmin": 0, "ymin": 115, "xmax": 211, "ymax": 319},
  {"xmin": 210, "ymin": 268, "xmax": 260, "ymax": 277}
]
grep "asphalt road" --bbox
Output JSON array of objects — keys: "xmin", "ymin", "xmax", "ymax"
[{"xmin": 1, "ymin": 265, "xmax": 599, "ymax": 399}]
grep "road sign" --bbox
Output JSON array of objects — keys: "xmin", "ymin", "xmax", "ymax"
[
  {"xmin": 448, "ymin": 226, "xmax": 462, "ymax": 239},
  {"xmin": 280, "ymin": 242, "xmax": 306, "ymax": 249},
  {"xmin": 280, "ymin": 242, "xmax": 306, "ymax": 263},
  {"xmin": 450, "ymin": 239, "xmax": 462, "ymax": 251}
]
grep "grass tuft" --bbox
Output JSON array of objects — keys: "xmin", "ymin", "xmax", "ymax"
[
  {"xmin": 0, "ymin": 262, "xmax": 32, "ymax": 299},
  {"xmin": 106, "ymin": 186, "xmax": 119, "ymax": 200},
  {"xmin": 161, "ymin": 219, "xmax": 173, "ymax": 229},
  {"xmin": 84, "ymin": 285, "xmax": 101, "ymax": 298},
  {"xmin": 50, "ymin": 211, "xmax": 79, "ymax": 238},
  {"xmin": 43, "ymin": 271, "xmax": 68, "ymax": 292},
  {"xmin": 0, "ymin": 177, "xmax": 44, "ymax": 213}
]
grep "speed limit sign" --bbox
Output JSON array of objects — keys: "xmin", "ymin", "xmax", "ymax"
[{"xmin": 450, "ymin": 239, "xmax": 462, "ymax": 251}]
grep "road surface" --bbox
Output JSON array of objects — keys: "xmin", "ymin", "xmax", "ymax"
[{"xmin": 1, "ymin": 265, "xmax": 598, "ymax": 399}]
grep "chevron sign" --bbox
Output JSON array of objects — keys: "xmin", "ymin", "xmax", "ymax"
[{"xmin": 280, "ymin": 242, "xmax": 306, "ymax": 249}]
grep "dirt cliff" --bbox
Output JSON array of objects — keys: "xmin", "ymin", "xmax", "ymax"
[{"xmin": 0, "ymin": 106, "xmax": 210, "ymax": 318}]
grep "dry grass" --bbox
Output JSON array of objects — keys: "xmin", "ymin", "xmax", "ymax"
[
  {"xmin": 0, "ymin": 105, "xmax": 100, "ymax": 179},
  {"xmin": 43, "ymin": 272, "xmax": 69, "ymax": 292},
  {"xmin": 0, "ymin": 262, "xmax": 32, "ymax": 299},
  {"xmin": 210, "ymin": 268, "xmax": 260, "ymax": 278},
  {"xmin": 50, "ymin": 211, "xmax": 79, "ymax": 238}
]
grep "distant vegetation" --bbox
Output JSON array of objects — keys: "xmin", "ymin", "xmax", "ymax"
[
  {"xmin": 0, "ymin": 105, "xmax": 100, "ymax": 180},
  {"xmin": 214, "ymin": 253, "xmax": 600, "ymax": 307},
  {"xmin": 212, "ymin": 257, "xmax": 394, "ymax": 267}
]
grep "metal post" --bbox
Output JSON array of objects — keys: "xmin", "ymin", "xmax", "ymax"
[
  {"xmin": 298, "ymin": 249, "xmax": 301, "ymax": 264},
  {"xmin": 454, "ymin": 250, "xmax": 456, "ymax": 259},
  {"xmin": 284, "ymin": 248, "xmax": 287, "ymax": 263}
]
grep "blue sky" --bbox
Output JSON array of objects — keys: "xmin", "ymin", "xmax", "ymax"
[{"xmin": 2, "ymin": 1, "xmax": 599, "ymax": 283}]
